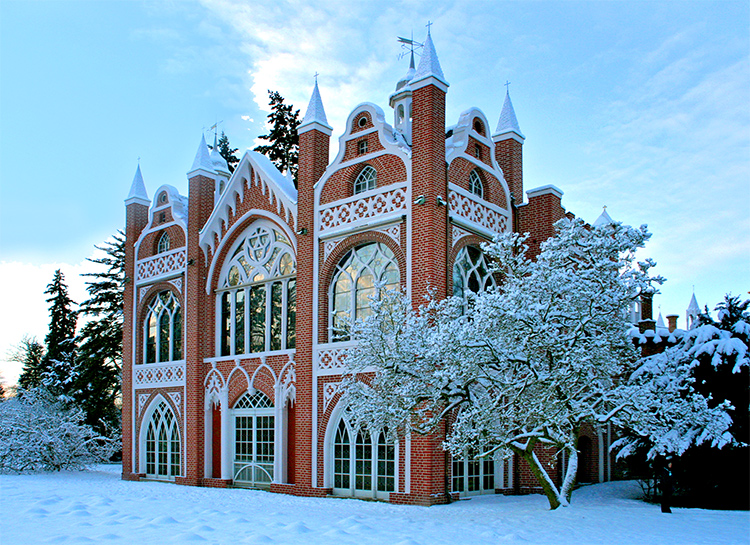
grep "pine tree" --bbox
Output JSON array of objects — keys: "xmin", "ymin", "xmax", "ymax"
[
  {"xmin": 40, "ymin": 270, "xmax": 78, "ymax": 401},
  {"xmin": 254, "ymin": 90, "xmax": 300, "ymax": 185},
  {"xmin": 216, "ymin": 131, "xmax": 239, "ymax": 173},
  {"xmin": 13, "ymin": 336, "xmax": 46, "ymax": 390},
  {"xmin": 73, "ymin": 233, "xmax": 126, "ymax": 434}
]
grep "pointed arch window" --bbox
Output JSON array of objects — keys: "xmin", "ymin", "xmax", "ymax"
[
  {"xmin": 330, "ymin": 242, "xmax": 399, "ymax": 342},
  {"xmin": 217, "ymin": 221, "xmax": 296, "ymax": 356},
  {"xmin": 353, "ymin": 166, "xmax": 377, "ymax": 194},
  {"xmin": 233, "ymin": 391, "xmax": 274, "ymax": 488},
  {"xmin": 157, "ymin": 232, "xmax": 171, "ymax": 254},
  {"xmin": 469, "ymin": 169, "xmax": 483, "ymax": 198},
  {"xmin": 144, "ymin": 291, "xmax": 182, "ymax": 363},
  {"xmin": 331, "ymin": 409, "xmax": 396, "ymax": 499},
  {"xmin": 144, "ymin": 400, "xmax": 180, "ymax": 480},
  {"xmin": 452, "ymin": 245, "xmax": 495, "ymax": 307}
]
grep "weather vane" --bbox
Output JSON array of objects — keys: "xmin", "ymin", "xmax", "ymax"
[{"xmin": 397, "ymin": 31, "xmax": 423, "ymax": 61}]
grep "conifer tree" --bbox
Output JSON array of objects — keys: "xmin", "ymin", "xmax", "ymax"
[
  {"xmin": 254, "ymin": 90, "xmax": 300, "ymax": 184},
  {"xmin": 73, "ymin": 233, "xmax": 126, "ymax": 433},
  {"xmin": 40, "ymin": 270, "xmax": 78, "ymax": 401},
  {"xmin": 216, "ymin": 131, "xmax": 239, "ymax": 173},
  {"xmin": 14, "ymin": 336, "xmax": 46, "ymax": 390}
]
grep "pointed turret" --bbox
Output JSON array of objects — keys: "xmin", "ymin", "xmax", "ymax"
[
  {"xmin": 687, "ymin": 292, "xmax": 700, "ymax": 329},
  {"xmin": 410, "ymin": 29, "xmax": 449, "ymax": 92},
  {"xmin": 188, "ymin": 134, "xmax": 216, "ymax": 178},
  {"xmin": 493, "ymin": 87, "xmax": 524, "ymax": 205},
  {"xmin": 390, "ymin": 49, "xmax": 417, "ymax": 144},
  {"xmin": 494, "ymin": 90, "xmax": 524, "ymax": 141},
  {"xmin": 656, "ymin": 312, "xmax": 666, "ymax": 329},
  {"xmin": 593, "ymin": 206, "xmax": 614, "ymax": 227},
  {"xmin": 299, "ymin": 79, "xmax": 333, "ymax": 136},
  {"xmin": 210, "ymin": 132, "xmax": 230, "ymax": 175},
  {"xmin": 124, "ymin": 164, "xmax": 150, "ymax": 206}
]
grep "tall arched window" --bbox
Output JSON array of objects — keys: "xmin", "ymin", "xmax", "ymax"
[
  {"xmin": 353, "ymin": 166, "xmax": 377, "ymax": 194},
  {"xmin": 452, "ymin": 246, "xmax": 495, "ymax": 304},
  {"xmin": 233, "ymin": 391, "xmax": 274, "ymax": 488},
  {"xmin": 469, "ymin": 169, "xmax": 483, "ymax": 198},
  {"xmin": 451, "ymin": 449, "xmax": 496, "ymax": 496},
  {"xmin": 157, "ymin": 232, "xmax": 171, "ymax": 254},
  {"xmin": 144, "ymin": 400, "xmax": 180, "ymax": 480},
  {"xmin": 217, "ymin": 221, "xmax": 296, "ymax": 356},
  {"xmin": 144, "ymin": 291, "xmax": 182, "ymax": 363},
  {"xmin": 330, "ymin": 242, "xmax": 399, "ymax": 342},
  {"xmin": 332, "ymin": 409, "xmax": 396, "ymax": 499}
]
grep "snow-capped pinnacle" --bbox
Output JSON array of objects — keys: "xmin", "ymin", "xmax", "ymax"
[
  {"xmin": 189, "ymin": 133, "xmax": 216, "ymax": 176},
  {"xmin": 299, "ymin": 79, "xmax": 333, "ymax": 135},
  {"xmin": 395, "ymin": 50, "xmax": 416, "ymax": 92},
  {"xmin": 687, "ymin": 292, "xmax": 700, "ymax": 314},
  {"xmin": 686, "ymin": 292, "xmax": 701, "ymax": 329},
  {"xmin": 125, "ymin": 163, "xmax": 150, "ymax": 206},
  {"xmin": 656, "ymin": 312, "xmax": 666, "ymax": 328},
  {"xmin": 494, "ymin": 89, "xmax": 524, "ymax": 140},
  {"xmin": 411, "ymin": 29, "xmax": 449, "ymax": 90},
  {"xmin": 210, "ymin": 132, "xmax": 230, "ymax": 175},
  {"xmin": 593, "ymin": 206, "xmax": 614, "ymax": 227}
]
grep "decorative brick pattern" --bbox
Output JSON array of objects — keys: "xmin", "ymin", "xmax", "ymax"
[{"xmin": 136, "ymin": 248, "xmax": 187, "ymax": 283}]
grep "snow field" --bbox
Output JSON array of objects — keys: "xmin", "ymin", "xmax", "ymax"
[{"xmin": 1, "ymin": 464, "xmax": 748, "ymax": 545}]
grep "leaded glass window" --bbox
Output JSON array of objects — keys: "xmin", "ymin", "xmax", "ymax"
[
  {"xmin": 353, "ymin": 165, "xmax": 376, "ymax": 194},
  {"xmin": 217, "ymin": 221, "xmax": 296, "ymax": 356},
  {"xmin": 331, "ymin": 410, "xmax": 396, "ymax": 499},
  {"xmin": 330, "ymin": 242, "xmax": 399, "ymax": 342},
  {"xmin": 144, "ymin": 400, "xmax": 180, "ymax": 480},
  {"xmin": 233, "ymin": 391, "xmax": 274, "ymax": 488},
  {"xmin": 452, "ymin": 246, "xmax": 495, "ymax": 303},
  {"xmin": 144, "ymin": 291, "xmax": 182, "ymax": 363},
  {"xmin": 157, "ymin": 232, "xmax": 171, "ymax": 254},
  {"xmin": 469, "ymin": 169, "xmax": 483, "ymax": 198}
]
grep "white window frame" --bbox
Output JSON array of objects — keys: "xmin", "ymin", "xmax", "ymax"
[
  {"xmin": 142, "ymin": 398, "xmax": 181, "ymax": 481},
  {"xmin": 469, "ymin": 169, "xmax": 483, "ymax": 198},
  {"xmin": 144, "ymin": 290, "xmax": 182, "ymax": 363},
  {"xmin": 353, "ymin": 165, "xmax": 376, "ymax": 194},
  {"xmin": 232, "ymin": 391, "xmax": 275, "ymax": 488}
]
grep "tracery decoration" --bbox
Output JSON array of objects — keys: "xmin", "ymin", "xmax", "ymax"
[{"xmin": 144, "ymin": 290, "xmax": 182, "ymax": 363}]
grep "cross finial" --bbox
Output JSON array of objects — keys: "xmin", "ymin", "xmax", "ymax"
[
  {"xmin": 505, "ymin": 80, "xmax": 511, "ymax": 92},
  {"xmin": 314, "ymin": 72, "xmax": 319, "ymax": 84},
  {"xmin": 426, "ymin": 20, "xmax": 433, "ymax": 33}
]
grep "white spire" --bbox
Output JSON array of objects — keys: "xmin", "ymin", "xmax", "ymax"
[
  {"xmin": 494, "ymin": 89, "xmax": 524, "ymax": 139},
  {"xmin": 299, "ymin": 79, "xmax": 333, "ymax": 135},
  {"xmin": 411, "ymin": 29, "xmax": 448, "ymax": 90},
  {"xmin": 593, "ymin": 206, "xmax": 614, "ymax": 227},
  {"xmin": 125, "ymin": 163, "xmax": 150, "ymax": 206},
  {"xmin": 687, "ymin": 291, "xmax": 700, "ymax": 329},
  {"xmin": 188, "ymin": 133, "xmax": 216, "ymax": 176},
  {"xmin": 656, "ymin": 312, "xmax": 666, "ymax": 328}
]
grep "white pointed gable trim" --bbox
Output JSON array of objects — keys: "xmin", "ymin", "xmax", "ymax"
[
  {"xmin": 198, "ymin": 150, "xmax": 298, "ymax": 261},
  {"xmin": 133, "ymin": 184, "xmax": 189, "ymax": 263}
]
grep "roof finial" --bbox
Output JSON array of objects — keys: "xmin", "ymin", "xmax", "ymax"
[
  {"xmin": 314, "ymin": 72, "xmax": 319, "ymax": 84},
  {"xmin": 426, "ymin": 20, "xmax": 433, "ymax": 33},
  {"xmin": 505, "ymin": 80, "xmax": 511, "ymax": 92}
]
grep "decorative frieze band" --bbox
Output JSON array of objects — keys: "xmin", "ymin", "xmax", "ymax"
[
  {"xmin": 315, "ymin": 344, "xmax": 353, "ymax": 375},
  {"xmin": 134, "ymin": 362, "xmax": 186, "ymax": 388},
  {"xmin": 449, "ymin": 189, "xmax": 509, "ymax": 235},
  {"xmin": 319, "ymin": 186, "xmax": 408, "ymax": 234},
  {"xmin": 323, "ymin": 223, "xmax": 402, "ymax": 261},
  {"xmin": 135, "ymin": 248, "xmax": 187, "ymax": 284}
]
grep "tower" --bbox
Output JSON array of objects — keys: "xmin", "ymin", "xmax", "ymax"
[
  {"xmin": 493, "ymin": 88, "xmax": 525, "ymax": 205},
  {"xmin": 389, "ymin": 49, "xmax": 416, "ymax": 144}
]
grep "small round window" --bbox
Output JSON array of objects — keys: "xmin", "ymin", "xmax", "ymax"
[
  {"xmin": 358, "ymin": 116, "xmax": 367, "ymax": 128},
  {"xmin": 159, "ymin": 192, "xmax": 168, "ymax": 204}
]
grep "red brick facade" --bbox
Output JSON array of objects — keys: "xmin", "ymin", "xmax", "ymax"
[{"xmin": 122, "ymin": 39, "xmax": 615, "ymax": 505}]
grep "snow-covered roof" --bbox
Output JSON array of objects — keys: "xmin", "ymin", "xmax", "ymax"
[
  {"xmin": 593, "ymin": 207, "xmax": 614, "ymax": 227},
  {"xmin": 396, "ymin": 50, "xmax": 416, "ymax": 92},
  {"xmin": 411, "ymin": 30, "xmax": 448, "ymax": 91},
  {"xmin": 188, "ymin": 134, "xmax": 216, "ymax": 177},
  {"xmin": 299, "ymin": 80, "xmax": 333, "ymax": 135},
  {"xmin": 687, "ymin": 293, "xmax": 700, "ymax": 314},
  {"xmin": 494, "ymin": 90, "xmax": 524, "ymax": 140},
  {"xmin": 210, "ymin": 133, "xmax": 230, "ymax": 175},
  {"xmin": 125, "ymin": 164, "xmax": 150, "ymax": 206}
]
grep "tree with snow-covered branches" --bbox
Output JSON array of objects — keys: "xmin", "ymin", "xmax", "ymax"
[
  {"xmin": 0, "ymin": 388, "xmax": 119, "ymax": 472},
  {"xmin": 343, "ymin": 218, "xmax": 668, "ymax": 509}
]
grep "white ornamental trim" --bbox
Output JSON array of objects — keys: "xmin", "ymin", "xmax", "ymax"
[
  {"xmin": 138, "ymin": 393, "xmax": 150, "ymax": 416},
  {"xmin": 376, "ymin": 223, "xmax": 401, "ymax": 246},
  {"xmin": 451, "ymin": 225, "xmax": 472, "ymax": 247},
  {"xmin": 323, "ymin": 382, "xmax": 341, "ymax": 413},
  {"xmin": 168, "ymin": 392, "xmax": 182, "ymax": 417},
  {"xmin": 319, "ymin": 186, "xmax": 407, "ymax": 234},
  {"xmin": 134, "ymin": 362, "xmax": 186, "ymax": 388},
  {"xmin": 168, "ymin": 277, "xmax": 183, "ymax": 293},
  {"xmin": 449, "ymin": 190, "xmax": 509, "ymax": 235},
  {"xmin": 135, "ymin": 248, "xmax": 187, "ymax": 284},
  {"xmin": 138, "ymin": 286, "xmax": 150, "ymax": 302}
]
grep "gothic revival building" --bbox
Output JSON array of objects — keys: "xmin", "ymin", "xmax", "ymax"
[{"xmin": 122, "ymin": 31, "xmax": 617, "ymax": 504}]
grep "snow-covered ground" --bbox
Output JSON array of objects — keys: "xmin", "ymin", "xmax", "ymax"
[{"xmin": 1, "ymin": 465, "xmax": 747, "ymax": 544}]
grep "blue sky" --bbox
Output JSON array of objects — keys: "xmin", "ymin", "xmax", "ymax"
[{"xmin": 1, "ymin": 0, "xmax": 748, "ymax": 385}]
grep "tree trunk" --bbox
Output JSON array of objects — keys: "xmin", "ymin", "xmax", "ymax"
[{"xmin": 512, "ymin": 440, "xmax": 567, "ymax": 510}]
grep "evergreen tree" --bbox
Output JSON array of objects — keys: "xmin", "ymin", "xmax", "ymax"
[
  {"xmin": 0, "ymin": 374, "xmax": 5, "ymax": 400},
  {"xmin": 73, "ymin": 232, "xmax": 126, "ymax": 434},
  {"xmin": 13, "ymin": 336, "xmax": 46, "ymax": 390},
  {"xmin": 254, "ymin": 90, "xmax": 300, "ymax": 185},
  {"xmin": 216, "ymin": 131, "xmax": 239, "ymax": 173},
  {"xmin": 40, "ymin": 270, "xmax": 78, "ymax": 401}
]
